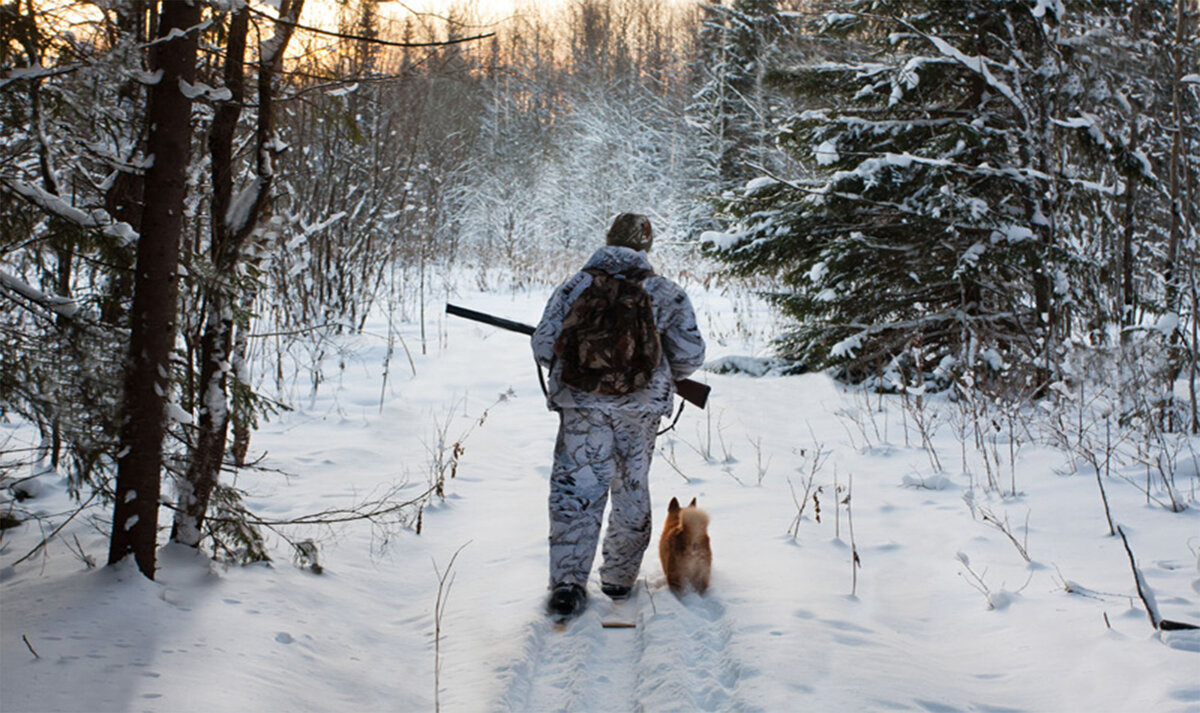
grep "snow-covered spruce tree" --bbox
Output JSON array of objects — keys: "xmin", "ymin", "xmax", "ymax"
[
  {"xmin": 688, "ymin": 2, "xmax": 730, "ymax": 149},
  {"xmin": 684, "ymin": 0, "xmax": 738, "ymax": 232},
  {"xmin": 687, "ymin": 0, "xmax": 788, "ymax": 197},
  {"xmin": 708, "ymin": 1, "xmax": 1137, "ymax": 392},
  {"xmin": 0, "ymin": 2, "xmax": 137, "ymax": 491}
]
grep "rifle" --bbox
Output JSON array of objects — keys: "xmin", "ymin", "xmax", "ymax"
[{"xmin": 446, "ymin": 303, "xmax": 710, "ymax": 410}]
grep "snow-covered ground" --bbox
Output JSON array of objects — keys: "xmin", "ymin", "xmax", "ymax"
[{"xmin": 2, "ymin": 264, "xmax": 1199, "ymax": 713}]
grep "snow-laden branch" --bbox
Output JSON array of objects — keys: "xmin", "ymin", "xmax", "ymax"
[
  {"xmin": 830, "ymin": 152, "xmax": 1120, "ymax": 196},
  {"xmin": 1, "ymin": 18, "xmax": 213, "ymax": 90},
  {"xmin": 1, "ymin": 177, "xmax": 138, "ymax": 243},
  {"xmin": 179, "ymin": 79, "xmax": 233, "ymax": 102},
  {"xmin": 0, "ymin": 268, "xmax": 78, "ymax": 319},
  {"xmin": 923, "ymin": 35, "xmax": 1028, "ymax": 119},
  {"xmin": 1051, "ymin": 114, "xmax": 1111, "ymax": 150},
  {"xmin": 0, "ymin": 63, "xmax": 83, "ymax": 90},
  {"xmin": 144, "ymin": 18, "xmax": 215, "ymax": 51},
  {"xmin": 730, "ymin": 157, "xmax": 1119, "ymax": 257},
  {"xmin": 293, "ymin": 211, "xmax": 348, "ymax": 243}
]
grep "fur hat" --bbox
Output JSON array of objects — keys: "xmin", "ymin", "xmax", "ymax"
[{"xmin": 605, "ymin": 213, "xmax": 653, "ymax": 252}]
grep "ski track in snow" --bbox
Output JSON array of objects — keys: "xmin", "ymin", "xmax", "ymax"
[{"xmin": 494, "ymin": 590, "xmax": 758, "ymax": 713}]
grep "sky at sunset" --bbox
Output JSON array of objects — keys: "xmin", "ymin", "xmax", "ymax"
[
  {"xmin": 301, "ymin": 0, "xmax": 548, "ymax": 26},
  {"xmin": 300, "ymin": 0, "xmax": 691, "ymax": 28}
]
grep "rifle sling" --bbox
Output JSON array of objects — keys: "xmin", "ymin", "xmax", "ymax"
[{"xmin": 657, "ymin": 399, "xmax": 687, "ymax": 436}]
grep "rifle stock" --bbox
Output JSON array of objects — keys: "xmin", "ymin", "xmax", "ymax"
[
  {"xmin": 673, "ymin": 377, "xmax": 710, "ymax": 410},
  {"xmin": 446, "ymin": 303, "xmax": 710, "ymax": 410}
]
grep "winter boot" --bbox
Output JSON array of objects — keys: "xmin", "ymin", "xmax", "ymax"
[
  {"xmin": 601, "ymin": 582, "xmax": 632, "ymax": 600},
  {"xmin": 547, "ymin": 583, "xmax": 588, "ymax": 620}
]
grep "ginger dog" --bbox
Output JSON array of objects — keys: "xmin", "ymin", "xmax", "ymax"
[{"xmin": 659, "ymin": 497, "xmax": 711, "ymax": 595}]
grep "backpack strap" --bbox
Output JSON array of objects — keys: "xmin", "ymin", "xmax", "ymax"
[{"xmin": 536, "ymin": 362, "xmax": 550, "ymax": 397}]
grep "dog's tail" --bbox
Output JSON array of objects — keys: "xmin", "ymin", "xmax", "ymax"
[{"xmin": 680, "ymin": 506, "xmax": 709, "ymax": 534}]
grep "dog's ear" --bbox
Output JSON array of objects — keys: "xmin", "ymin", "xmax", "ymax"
[
  {"xmin": 668, "ymin": 497, "xmax": 680, "ymax": 512},
  {"xmin": 688, "ymin": 497, "xmax": 697, "ymax": 508}
]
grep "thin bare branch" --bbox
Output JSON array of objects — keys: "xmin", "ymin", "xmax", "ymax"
[{"xmin": 246, "ymin": 6, "xmax": 494, "ymax": 49}]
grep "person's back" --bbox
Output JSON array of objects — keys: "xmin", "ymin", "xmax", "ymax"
[
  {"xmin": 532, "ymin": 213, "xmax": 705, "ymax": 621},
  {"xmin": 553, "ymin": 262, "xmax": 661, "ymax": 397},
  {"xmin": 534, "ymin": 243, "xmax": 704, "ymax": 415}
]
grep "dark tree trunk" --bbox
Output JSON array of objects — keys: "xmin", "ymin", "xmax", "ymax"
[
  {"xmin": 108, "ymin": 0, "xmax": 202, "ymax": 579},
  {"xmin": 229, "ymin": 285, "xmax": 256, "ymax": 467},
  {"xmin": 1121, "ymin": 120, "xmax": 1139, "ymax": 333},
  {"xmin": 1163, "ymin": 0, "xmax": 1186, "ymax": 317},
  {"xmin": 171, "ymin": 5, "xmax": 249, "ymax": 546},
  {"xmin": 171, "ymin": 1, "xmax": 303, "ymax": 545},
  {"xmin": 173, "ymin": 298, "xmax": 236, "ymax": 545}
]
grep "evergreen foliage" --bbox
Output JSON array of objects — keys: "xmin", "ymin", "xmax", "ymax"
[
  {"xmin": 687, "ymin": 0, "xmax": 788, "ymax": 195},
  {"xmin": 0, "ymin": 0, "xmax": 140, "ymax": 492},
  {"xmin": 708, "ymin": 0, "xmax": 1198, "ymax": 397}
]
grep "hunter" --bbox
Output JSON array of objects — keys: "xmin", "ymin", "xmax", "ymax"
[{"xmin": 532, "ymin": 213, "xmax": 706, "ymax": 620}]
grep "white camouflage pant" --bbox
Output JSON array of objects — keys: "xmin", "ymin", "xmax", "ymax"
[{"xmin": 549, "ymin": 408, "xmax": 659, "ymax": 589}]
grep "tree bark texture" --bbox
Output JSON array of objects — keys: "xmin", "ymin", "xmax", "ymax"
[
  {"xmin": 1163, "ymin": 0, "xmax": 1186, "ymax": 315},
  {"xmin": 1121, "ymin": 120, "xmax": 1138, "ymax": 331},
  {"xmin": 108, "ymin": 0, "xmax": 201, "ymax": 578},
  {"xmin": 171, "ymin": 5, "xmax": 249, "ymax": 546},
  {"xmin": 171, "ymin": 1, "xmax": 303, "ymax": 545}
]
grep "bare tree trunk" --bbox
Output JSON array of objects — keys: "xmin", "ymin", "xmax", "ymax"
[
  {"xmin": 1163, "ymin": 0, "xmax": 1186, "ymax": 315},
  {"xmin": 1159, "ymin": 0, "xmax": 1193, "ymax": 429},
  {"xmin": 1186, "ymin": 2, "xmax": 1199, "ymax": 433},
  {"xmin": 171, "ymin": 1, "xmax": 304, "ymax": 546},
  {"xmin": 1121, "ymin": 120, "xmax": 1138, "ymax": 332},
  {"xmin": 108, "ymin": 0, "xmax": 202, "ymax": 579},
  {"xmin": 1191, "ymin": 267, "xmax": 1199, "ymax": 433},
  {"xmin": 170, "ymin": 4, "xmax": 249, "ymax": 547},
  {"xmin": 229, "ymin": 286, "xmax": 256, "ymax": 466}
]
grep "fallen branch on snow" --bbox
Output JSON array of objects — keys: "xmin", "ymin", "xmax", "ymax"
[{"xmin": 1116, "ymin": 525, "xmax": 1198, "ymax": 632}]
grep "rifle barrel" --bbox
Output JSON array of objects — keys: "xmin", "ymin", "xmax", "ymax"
[
  {"xmin": 445, "ymin": 303, "xmax": 536, "ymax": 336},
  {"xmin": 445, "ymin": 302, "xmax": 710, "ymax": 409}
]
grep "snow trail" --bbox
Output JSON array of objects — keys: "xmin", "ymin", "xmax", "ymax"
[
  {"xmin": 638, "ymin": 593, "xmax": 760, "ymax": 712},
  {"xmin": 494, "ymin": 610, "xmax": 635, "ymax": 712},
  {"xmin": 493, "ymin": 588, "xmax": 758, "ymax": 712}
]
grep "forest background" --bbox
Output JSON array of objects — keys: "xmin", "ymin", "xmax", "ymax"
[{"xmin": 0, "ymin": 0, "xmax": 1197, "ymax": 596}]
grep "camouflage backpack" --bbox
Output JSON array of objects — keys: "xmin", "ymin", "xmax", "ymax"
[{"xmin": 553, "ymin": 268, "xmax": 663, "ymax": 395}]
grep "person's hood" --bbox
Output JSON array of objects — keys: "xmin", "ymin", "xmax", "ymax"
[{"xmin": 581, "ymin": 245, "xmax": 654, "ymax": 276}]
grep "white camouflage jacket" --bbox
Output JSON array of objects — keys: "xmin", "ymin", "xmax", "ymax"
[{"xmin": 532, "ymin": 246, "xmax": 706, "ymax": 416}]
